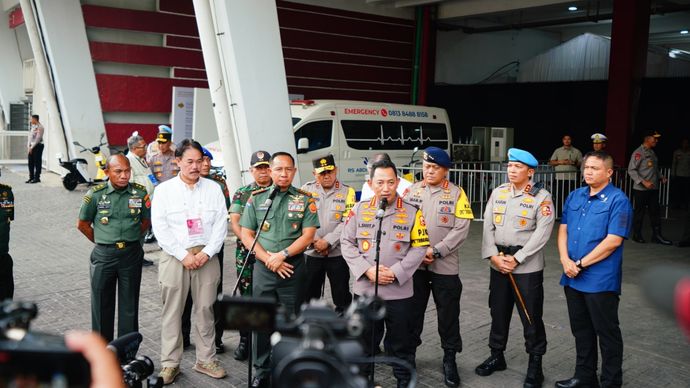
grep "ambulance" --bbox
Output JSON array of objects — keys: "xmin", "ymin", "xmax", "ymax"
[{"xmin": 291, "ymin": 99, "xmax": 452, "ymax": 190}]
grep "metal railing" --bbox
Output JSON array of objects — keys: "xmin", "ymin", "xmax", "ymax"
[
  {"xmin": 0, "ymin": 130, "xmax": 29, "ymax": 164},
  {"xmin": 399, "ymin": 163, "xmax": 672, "ymax": 221}
]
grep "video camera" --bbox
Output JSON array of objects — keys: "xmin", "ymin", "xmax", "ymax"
[
  {"xmin": 218, "ymin": 295, "xmax": 386, "ymax": 388},
  {"xmin": 0, "ymin": 301, "xmax": 91, "ymax": 387},
  {"xmin": 108, "ymin": 332, "xmax": 162, "ymax": 388}
]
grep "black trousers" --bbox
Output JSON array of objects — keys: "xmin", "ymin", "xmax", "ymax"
[
  {"xmin": 632, "ymin": 189, "xmax": 661, "ymax": 233},
  {"xmin": 0, "ymin": 253, "xmax": 13, "ymax": 301},
  {"xmin": 488, "ymin": 268, "xmax": 547, "ymax": 355},
  {"xmin": 564, "ymin": 287, "xmax": 623, "ymax": 388},
  {"xmin": 28, "ymin": 143, "xmax": 44, "ymax": 180},
  {"xmin": 90, "ymin": 243, "xmax": 143, "ymax": 342},
  {"xmin": 358, "ymin": 295, "xmax": 416, "ymax": 384},
  {"xmin": 410, "ymin": 270, "xmax": 462, "ymax": 352},
  {"xmin": 305, "ymin": 254, "xmax": 352, "ymax": 314},
  {"xmin": 182, "ymin": 245, "xmax": 224, "ymax": 344}
]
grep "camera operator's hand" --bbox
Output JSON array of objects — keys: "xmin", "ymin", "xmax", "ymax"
[
  {"xmin": 275, "ymin": 261, "xmax": 294, "ymax": 279},
  {"xmin": 65, "ymin": 331, "xmax": 125, "ymax": 388},
  {"xmin": 266, "ymin": 251, "xmax": 285, "ymax": 272},
  {"xmin": 194, "ymin": 251, "xmax": 210, "ymax": 268},
  {"xmin": 182, "ymin": 252, "xmax": 198, "ymax": 270}
]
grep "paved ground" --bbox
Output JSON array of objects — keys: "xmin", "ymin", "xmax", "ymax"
[{"xmin": 5, "ymin": 167, "xmax": 690, "ymax": 387}]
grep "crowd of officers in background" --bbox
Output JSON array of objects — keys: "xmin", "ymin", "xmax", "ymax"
[{"xmin": 68, "ymin": 125, "xmax": 687, "ymax": 388}]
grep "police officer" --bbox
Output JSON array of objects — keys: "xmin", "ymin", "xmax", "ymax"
[
  {"xmin": 77, "ymin": 154, "xmax": 150, "ymax": 342},
  {"xmin": 229, "ymin": 150, "xmax": 272, "ymax": 361},
  {"xmin": 302, "ymin": 154, "xmax": 356, "ymax": 315},
  {"xmin": 404, "ymin": 147, "xmax": 473, "ymax": 388},
  {"xmin": 591, "ymin": 133, "xmax": 607, "ymax": 152},
  {"xmin": 0, "ymin": 173, "xmax": 14, "ymax": 301},
  {"xmin": 147, "ymin": 129, "xmax": 179, "ymax": 184},
  {"xmin": 476, "ymin": 148, "xmax": 555, "ymax": 388},
  {"xmin": 239, "ymin": 152, "xmax": 319, "ymax": 388},
  {"xmin": 628, "ymin": 130, "xmax": 672, "ymax": 245},
  {"xmin": 341, "ymin": 159, "xmax": 429, "ymax": 388}
]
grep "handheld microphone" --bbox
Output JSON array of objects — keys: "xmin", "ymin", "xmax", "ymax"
[
  {"xmin": 375, "ymin": 197, "xmax": 388, "ymax": 219},
  {"xmin": 107, "ymin": 332, "xmax": 143, "ymax": 364}
]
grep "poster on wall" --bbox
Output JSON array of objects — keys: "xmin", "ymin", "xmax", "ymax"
[{"xmin": 171, "ymin": 87, "xmax": 194, "ymax": 143}]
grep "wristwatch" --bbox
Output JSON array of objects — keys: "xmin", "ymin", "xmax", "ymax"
[
  {"xmin": 432, "ymin": 247, "xmax": 442, "ymax": 259},
  {"xmin": 575, "ymin": 260, "xmax": 585, "ymax": 270},
  {"xmin": 281, "ymin": 249, "xmax": 289, "ymax": 258}
]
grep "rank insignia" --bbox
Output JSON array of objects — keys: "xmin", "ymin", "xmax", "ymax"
[
  {"xmin": 363, "ymin": 216, "xmax": 372, "ymax": 222},
  {"xmin": 395, "ymin": 232, "xmax": 405, "ymax": 240},
  {"xmin": 394, "ymin": 219, "xmax": 407, "ymax": 224},
  {"xmin": 309, "ymin": 203, "xmax": 317, "ymax": 214},
  {"xmin": 522, "ymin": 197, "xmax": 534, "ymax": 204},
  {"xmin": 360, "ymin": 231, "xmax": 370, "ymax": 237},
  {"xmin": 521, "ymin": 210, "xmax": 528, "ymax": 216}
]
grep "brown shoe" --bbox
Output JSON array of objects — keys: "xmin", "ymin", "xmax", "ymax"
[
  {"xmin": 159, "ymin": 366, "xmax": 180, "ymax": 385},
  {"xmin": 193, "ymin": 360, "xmax": 227, "ymax": 379}
]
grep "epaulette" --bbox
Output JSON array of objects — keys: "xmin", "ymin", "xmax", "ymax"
[
  {"xmin": 302, "ymin": 180, "xmax": 317, "ymax": 187},
  {"xmin": 401, "ymin": 197, "xmax": 420, "ymax": 211},
  {"xmin": 527, "ymin": 182, "xmax": 544, "ymax": 196},
  {"xmin": 131, "ymin": 182, "xmax": 146, "ymax": 191},
  {"xmin": 498, "ymin": 182, "xmax": 511, "ymax": 188},
  {"xmin": 295, "ymin": 188, "xmax": 314, "ymax": 197},
  {"xmin": 252, "ymin": 186, "xmax": 271, "ymax": 195},
  {"xmin": 92, "ymin": 183, "xmax": 108, "ymax": 192}
]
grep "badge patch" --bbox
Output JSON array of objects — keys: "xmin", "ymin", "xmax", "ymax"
[
  {"xmin": 394, "ymin": 243, "xmax": 401, "ymax": 252},
  {"xmin": 395, "ymin": 232, "xmax": 405, "ymax": 240},
  {"xmin": 521, "ymin": 210, "xmax": 528, "ymax": 216},
  {"xmin": 100, "ymin": 217, "xmax": 109, "ymax": 225},
  {"xmin": 261, "ymin": 221, "xmax": 270, "ymax": 232},
  {"xmin": 361, "ymin": 240, "xmax": 371, "ymax": 252},
  {"xmin": 518, "ymin": 218, "xmax": 527, "ymax": 227},
  {"xmin": 494, "ymin": 215, "xmax": 503, "ymax": 224},
  {"xmin": 128, "ymin": 198, "xmax": 142, "ymax": 208},
  {"xmin": 309, "ymin": 203, "xmax": 317, "ymax": 214},
  {"xmin": 541, "ymin": 206, "xmax": 552, "ymax": 216},
  {"xmin": 334, "ymin": 213, "xmax": 341, "ymax": 220},
  {"xmin": 291, "ymin": 222, "xmax": 299, "ymax": 230},
  {"xmin": 440, "ymin": 215, "xmax": 449, "ymax": 224},
  {"xmin": 288, "ymin": 201, "xmax": 305, "ymax": 212}
]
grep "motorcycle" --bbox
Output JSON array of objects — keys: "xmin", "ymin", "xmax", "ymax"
[
  {"xmin": 57, "ymin": 133, "xmax": 108, "ymax": 191},
  {"xmin": 401, "ymin": 146, "xmax": 422, "ymax": 183}
]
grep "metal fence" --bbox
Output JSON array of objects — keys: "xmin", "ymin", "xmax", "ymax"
[
  {"xmin": 0, "ymin": 130, "xmax": 29, "ymax": 164},
  {"xmin": 398, "ymin": 163, "xmax": 671, "ymax": 221}
]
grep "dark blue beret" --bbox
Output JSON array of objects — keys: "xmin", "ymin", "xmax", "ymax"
[{"xmin": 422, "ymin": 147, "xmax": 451, "ymax": 168}]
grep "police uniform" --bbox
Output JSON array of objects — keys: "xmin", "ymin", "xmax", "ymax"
[
  {"xmin": 340, "ymin": 195, "xmax": 429, "ymax": 385},
  {"xmin": 302, "ymin": 155, "xmax": 356, "ymax": 314},
  {"xmin": 627, "ymin": 131, "xmax": 671, "ymax": 244},
  {"xmin": 0, "ymin": 183, "xmax": 14, "ymax": 300},
  {"xmin": 591, "ymin": 133, "xmax": 608, "ymax": 149},
  {"xmin": 78, "ymin": 181, "xmax": 150, "ymax": 342},
  {"xmin": 147, "ymin": 132, "xmax": 179, "ymax": 184},
  {"xmin": 476, "ymin": 148, "xmax": 555, "ymax": 387},
  {"xmin": 403, "ymin": 147, "xmax": 473, "ymax": 387},
  {"xmin": 239, "ymin": 184, "xmax": 319, "ymax": 381}
]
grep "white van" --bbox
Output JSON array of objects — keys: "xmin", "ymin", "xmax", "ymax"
[{"xmin": 291, "ymin": 99, "xmax": 452, "ymax": 190}]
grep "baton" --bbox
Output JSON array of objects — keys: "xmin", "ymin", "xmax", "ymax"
[{"xmin": 500, "ymin": 252, "xmax": 533, "ymax": 325}]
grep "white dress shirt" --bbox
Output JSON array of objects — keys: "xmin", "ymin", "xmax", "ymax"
[{"xmin": 152, "ymin": 175, "xmax": 228, "ymax": 261}]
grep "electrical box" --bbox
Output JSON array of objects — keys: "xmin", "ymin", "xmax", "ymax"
[
  {"xmin": 452, "ymin": 143, "xmax": 481, "ymax": 162},
  {"xmin": 472, "ymin": 126, "xmax": 514, "ymax": 162}
]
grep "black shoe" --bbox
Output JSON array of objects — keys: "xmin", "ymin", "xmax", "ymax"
[
  {"xmin": 30, "ymin": 179, "xmax": 39, "ymax": 183},
  {"xmin": 233, "ymin": 335, "xmax": 248, "ymax": 361},
  {"xmin": 632, "ymin": 234, "xmax": 646, "ymax": 243},
  {"xmin": 523, "ymin": 354, "xmax": 543, "ymax": 388},
  {"xmin": 651, "ymin": 227, "xmax": 672, "ymax": 245},
  {"xmin": 25, "ymin": 179, "xmax": 33, "ymax": 183},
  {"xmin": 250, "ymin": 376, "xmax": 269, "ymax": 388},
  {"xmin": 142, "ymin": 258, "xmax": 154, "ymax": 267},
  {"xmin": 442, "ymin": 350, "xmax": 460, "ymax": 387},
  {"xmin": 555, "ymin": 377, "xmax": 600, "ymax": 388},
  {"xmin": 678, "ymin": 239, "xmax": 690, "ymax": 247},
  {"xmin": 475, "ymin": 351, "xmax": 506, "ymax": 377},
  {"xmin": 144, "ymin": 231, "xmax": 156, "ymax": 243},
  {"xmin": 216, "ymin": 341, "xmax": 225, "ymax": 354}
]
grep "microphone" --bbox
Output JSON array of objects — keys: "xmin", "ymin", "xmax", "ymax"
[
  {"xmin": 264, "ymin": 186, "xmax": 279, "ymax": 207},
  {"xmin": 107, "ymin": 332, "xmax": 143, "ymax": 364},
  {"xmin": 375, "ymin": 197, "xmax": 388, "ymax": 219}
]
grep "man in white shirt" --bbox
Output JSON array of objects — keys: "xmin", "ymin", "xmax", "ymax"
[
  {"xmin": 360, "ymin": 152, "xmax": 412, "ymax": 200},
  {"xmin": 126, "ymin": 132, "xmax": 156, "ymax": 266},
  {"xmin": 152, "ymin": 139, "xmax": 228, "ymax": 385},
  {"xmin": 27, "ymin": 114, "xmax": 44, "ymax": 183}
]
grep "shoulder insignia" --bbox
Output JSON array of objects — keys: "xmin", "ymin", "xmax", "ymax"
[
  {"xmin": 401, "ymin": 198, "xmax": 420, "ymax": 211},
  {"xmin": 252, "ymin": 187, "xmax": 271, "ymax": 195},
  {"xmin": 131, "ymin": 182, "xmax": 146, "ymax": 191},
  {"xmin": 295, "ymin": 188, "xmax": 313, "ymax": 197},
  {"xmin": 92, "ymin": 183, "xmax": 107, "ymax": 192}
]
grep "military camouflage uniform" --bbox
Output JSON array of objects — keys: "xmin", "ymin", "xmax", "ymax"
[{"xmin": 229, "ymin": 182, "xmax": 267, "ymax": 295}]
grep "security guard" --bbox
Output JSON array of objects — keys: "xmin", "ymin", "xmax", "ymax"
[
  {"xmin": 77, "ymin": 154, "xmax": 150, "ymax": 342},
  {"xmin": 229, "ymin": 150, "xmax": 272, "ymax": 361},
  {"xmin": 404, "ymin": 147, "xmax": 473, "ymax": 388},
  {"xmin": 476, "ymin": 148, "xmax": 555, "ymax": 388},
  {"xmin": 147, "ymin": 129, "xmax": 179, "ymax": 183},
  {"xmin": 627, "ymin": 130, "xmax": 672, "ymax": 245},
  {"xmin": 591, "ymin": 133, "xmax": 607, "ymax": 152},
  {"xmin": 0, "ymin": 174, "xmax": 14, "ymax": 301},
  {"xmin": 341, "ymin": 158, "xmax": 429, "ymax": 388},
  {"xmin": 301, "ymin": 154, "xmax": 356, "ymax": 315},
  {"xmin": 239, "ymin": 152, "xmax": 319, "ymax": 388}
]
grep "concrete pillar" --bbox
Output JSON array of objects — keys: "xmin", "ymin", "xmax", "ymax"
[
  {"xmin": 605, "ymin": 0, "xmax": 650, "ymax": 165},
  {"xmin": 211, "ymin": 0, "xmax": 299, "ymax": 183}
]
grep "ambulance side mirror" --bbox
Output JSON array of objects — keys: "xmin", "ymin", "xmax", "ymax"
[{"xmin": 297, "ymin": 138, "xmax": 309, "ymax": 154}]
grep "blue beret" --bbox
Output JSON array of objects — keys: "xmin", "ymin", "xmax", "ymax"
[
  {"xmin": 158, "ymin": 125, "xmax": 172, "ymax": 134},
  {"xmin": 508, "ymin": 148, "xmax": 538, "ymax": 168},
  {"xmin": 201, "ymin": 147, "xmax": 213, "ymax": 160},
  {"xmin": 422, "ymin": 147, "xmax": 451, "ymax": 168}
]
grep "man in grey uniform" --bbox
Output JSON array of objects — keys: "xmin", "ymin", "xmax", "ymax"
[
  {"xmin": 627, "ymin": 130, "xmax": 672, "ymax": 245},
  {"xmin": 301, "ymin": 154, "xmax": 356, "ymax": 315},
  {"xmin": 476, "ymin": 148, "xmax": 555, "ymax": 388},
  {"xmin": 341, "ymin": 159, "xmax": 429, "ymax": 388},
  {"xmin": 404, "ymin": 147, "xmax": 473, "ymax": 388}
]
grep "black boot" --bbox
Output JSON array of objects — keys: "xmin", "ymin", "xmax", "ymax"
[
  {"xmin": 523, "ymin": 354, "xmax": 544, "ymax": 388},
  {"xmin": 442, "ymin": 350, "xmax": 460, "ymax": 387},
  {"xmin": 632, "ymin": 232, "xmax": 646, "ymax": 243},
  {"xmin": 234, "ymin": 332, "xmax": 249, "ymax": 361},
  {"xmin": 475, "ymin": 349, "xmax": 506, "ymax": 376},
  {"xmin": 651, "ymin": 227, "xmax": 672, "ymax": 245}
]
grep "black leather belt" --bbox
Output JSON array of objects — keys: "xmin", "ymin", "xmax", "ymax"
[
  {"xmin": 97, "ymin": 241, "xmax": 140, "ymax": 249},
  {"xmin": 496, "ymin": 244, "xmax": 523, "ymax": 256}
]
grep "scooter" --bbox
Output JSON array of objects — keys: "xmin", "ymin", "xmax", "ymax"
[
  {"xmin": 401, "ymin": 146, "xmax": 422, "ymax": 183},
  {"xmin": 57, "ymin": 133, "xmax": 108, "ymax": 191}
]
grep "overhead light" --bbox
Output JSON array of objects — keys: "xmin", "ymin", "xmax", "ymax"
[
  {"xmin": 568, "ymin": 6, "xmax": 578, "ymax": 11},
  {"xmin": 681, "ymin": 30, "xmax": 689, "ymax": 35}
]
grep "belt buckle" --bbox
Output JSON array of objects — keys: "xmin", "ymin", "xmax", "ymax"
[{"xmin": 115, "ymin": 242, "xmax": 125, "ymax": 249}]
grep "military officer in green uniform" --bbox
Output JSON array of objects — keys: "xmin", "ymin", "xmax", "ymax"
[
  {"xmin": 0, "ymin": 174, "xmax": 14, "ymax": 301},
  {"xmin": 229, "ymin": 150, "xmax": 272, "ymax": 361},
  {"xmin": 239, "ymin": 152, "xmax": 319, "ymax": 388},
  {"xmin": 77, "ymin": 154, "xmax": 151, "ymax": 342}
]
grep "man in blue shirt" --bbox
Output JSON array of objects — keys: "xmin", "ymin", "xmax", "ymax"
[{"xmin": 556, "ymin": 151, "xmax": 632, "ymax": 388}]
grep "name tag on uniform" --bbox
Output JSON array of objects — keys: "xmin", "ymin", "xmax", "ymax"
[
  {"xmin": 128, "ymin": 198, "xmax": 142, "ymax": 208},
  {"xmin": 187, "ymin": 218, "xmax": 204, "ymax": 237},
  {"xmin": 287, "ymin": 201, "xmax": 305, "ymax": 212}
]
